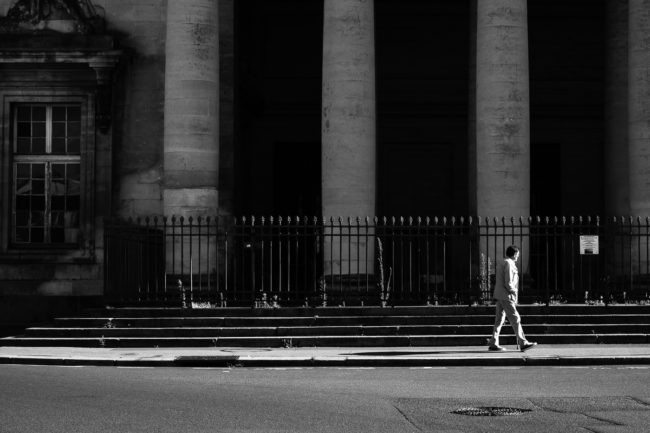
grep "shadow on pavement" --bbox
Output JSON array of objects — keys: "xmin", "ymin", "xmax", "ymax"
[{"xmin": 343, "ymin": 350, "xmax": 494, "ymax": 356}]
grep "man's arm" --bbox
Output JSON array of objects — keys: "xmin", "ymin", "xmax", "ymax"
[{"xmin": 506, "ymin": 260, "xmax": 517, "ymax": 293}]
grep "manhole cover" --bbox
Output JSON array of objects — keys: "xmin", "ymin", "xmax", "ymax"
[{"xmin": 451, "ymin": 407, "xmax": 532, "ymax": 417}]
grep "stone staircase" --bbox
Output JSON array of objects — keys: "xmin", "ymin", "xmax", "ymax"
[{"xmin": 2, "ymin": 305, "xmax": 650, "ymax": 347}]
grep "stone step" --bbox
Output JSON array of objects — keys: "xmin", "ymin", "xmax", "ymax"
[
  {"xmin": 80, "ymin": 305, "xmax": 650, "ymax": 318},
  {"xmin": 47, "ymin": 314, "xmax": 650, "ymax": 328},
  {"xmin": 21, "ymin": 324, "xmax": 650, "ymax": 338},
  {"xmin": 2, "ymin": 333, "xmax": 649, "ymax": 348}
]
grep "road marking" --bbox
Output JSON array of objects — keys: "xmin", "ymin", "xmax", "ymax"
[
  {"xmin": 335, "ymin": 367, "xmax": 375, "ymax": 370},
  {"xmin": 255, "ymin": 367, "xmax": 304, "ymax": 371},
  {"xmin": 117, "ymin": 366, "xmax": 153, "ymax": 369},
  {"xmin": 54, "ymin": 365, "xmax": 85, "ymax": 368},
  {"xmin": 617, "ymin": 366, "xmax": 650, "ymax": 369},
  {"xmin": 409, "ymin": 367, "xmax": 448, "ymax": 370},
  {"xmin": 553, "ymin": 366, "xmax": 589, "ymax": 369},
  {"xmin": 482, "ymin": 367, "xmax": 521, "ymax": 370}
]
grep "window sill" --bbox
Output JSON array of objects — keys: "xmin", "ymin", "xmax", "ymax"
[{"xmin": 0, "ymin": 249, "xmax": 95, "ymax": 264}]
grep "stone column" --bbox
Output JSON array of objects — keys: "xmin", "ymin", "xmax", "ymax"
[
  {"xmin": 473, "ymin": 0, "xmax": 530, "ymax": 218},
  {"xmin": 471, "ymin": 0, "xmax": 530, "ymax": 273},
  {"xmin": 605, "ymin": 0, "xmax": 629, "ymax": 218},
  {"xmin": 163, "ymin": 0, "xmax": 220, "ymax": 217},
  {"xmin": 628, "ymin": 0, "xmax": 650, "ymax": 275},
  {"xmin": 163, "ymin": 0, "xmax": 220, "ymax": 283},
  {"xmin": 629, "ymin": 0, "xmax": 650, "ymax": 217},
  {"xmin": 322, "ymin": 0, "xmax": 376, "ymax": 280}
]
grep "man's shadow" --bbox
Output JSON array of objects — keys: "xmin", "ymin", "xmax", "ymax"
[{"xmin": 343, "ymin": 350, "xmax": 505, "ymax": 356}]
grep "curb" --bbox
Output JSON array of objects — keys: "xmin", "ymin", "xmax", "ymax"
[{"xmin": 2, "ymin": 355, "xmax": 650, "ymax": 367}]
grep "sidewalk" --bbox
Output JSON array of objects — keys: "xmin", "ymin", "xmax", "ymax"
[{"xmin": 2, "ymin": 344, "xmax": 650, "ymax": 367}]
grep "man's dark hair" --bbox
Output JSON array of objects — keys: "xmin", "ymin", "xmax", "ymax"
[{"xmin": 506, "ymin": 245, "xmax": 519, "ymax": 258}]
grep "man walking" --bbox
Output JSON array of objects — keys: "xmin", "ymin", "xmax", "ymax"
[{"xmin": 487, "ymin": 245, "xmax": 537, "ymax": 352}]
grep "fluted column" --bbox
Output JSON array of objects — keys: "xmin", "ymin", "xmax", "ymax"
[
  {"xmin": 163, "ymin": 0, "xmax": 220, "ymax": 217},
  {"xmin": 629, "ymin": 0, "xmax": 650, "ymax": 217},
  {"xmin": 605, "ymin": 0, "xmax": 629, "ymax": 217},
  {"xmin": 472, "ymin": 0, "xmax": 530, "ymax": 219},
  {"xmin": 322, "ymin": 0, "xmax": 376, "ymax": 277}
]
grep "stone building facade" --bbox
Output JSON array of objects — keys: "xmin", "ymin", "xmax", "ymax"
[{"xmin": 0, "ymin": 0, "xmax": 646, "ymax": 327}]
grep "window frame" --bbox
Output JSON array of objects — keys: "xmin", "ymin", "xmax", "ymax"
[
  {"xmin": 0, "ymin": 92, "xmax": 95, "ymax": 260},
  {"xmin": 12, "ymin": 104, "xmax": 82, "ymax": 246}
]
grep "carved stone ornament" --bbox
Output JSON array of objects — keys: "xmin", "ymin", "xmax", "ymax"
[{"xmin": 1, "ymin": 0, "xmax": 104, "ymax": 34}]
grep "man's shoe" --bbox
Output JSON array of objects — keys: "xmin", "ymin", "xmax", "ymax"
[
  {"xmin": 488, "ymin": 345, "xmax": 506, "ymax": 352},
  {"xmin": 520, "ymin": 342, "xmax": 538, "ymax": 352}
]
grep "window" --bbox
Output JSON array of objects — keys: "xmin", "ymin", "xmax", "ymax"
[{"xmin": 12, "ymin": 104, "xmax": 81, "ymax": 245}]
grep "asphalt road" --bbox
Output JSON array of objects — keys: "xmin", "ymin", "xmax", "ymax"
[{"xmin": 1, "ymin": 365, "xmax": 649, "ymax": 432}]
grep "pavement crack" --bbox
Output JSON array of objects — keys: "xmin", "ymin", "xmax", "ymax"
[
  {"xmin": 526, "ymin": 398, "xmax": 566, "ymax": 414},
  {"xmin": 581, "ymin": 413, "xmax": 624, "ymax": 426},
  {"xmin": 626, "ymin": 396, "xmax": 650, "ymax": 408},
  {"xmin": 392, "ymin": 404, "xmax": 423, "ymax": 432}
]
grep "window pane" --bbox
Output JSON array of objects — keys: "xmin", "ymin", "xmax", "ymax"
[
  {"xmin": 51, "ymin": 180, "xmax": 65, "ymax": 196},
  {"xmin": 17, "ymin": 164, "xmax": 30, "ymax": 178},
  {"xmin": 65, "ymin": 211, "xmax": 79, "ymax": 228},
  {"xmin": 52, "ymin": 195, "xmax": 65, "ymax": 210},
  {"xmin": 51, "ymin": 228, "xmax": 64, "ymax": 243},
  {"xmin": 67, "ymin": 138, "xmax": 80, "ymax": 154},
  {"xmin": 15, "ymin": 196, "xmax": 29, "ymax": 211},
  {"xmin": 32, "ymin": 122, "xmax": 46, "ymax": 137},
  {"xmin": 31, "ymin": 211, "xmax": 44, "ymax": 226},
  {"xmin": 17, "ymin": 122, "xmax": 31, "ymax": 137},
  {"xmin": 52, "ymin": 211, "xmax": 64, "ymax": 226},
  {"xmin": 67, "ymin": 164, "xmax": 80, "ymax": 181},
  {"xmin": 17, "ymin": 106, "xmax": 30, "ymax": 121},
  {"xmin": 15, "ymin": 179, "xmax": 31, "ymax": 195},
  {"xmin": 32, "ymin": 138, "xmax": 45, "ymax": 154},
  {"xmin": 32, "ymin": 164, "xmax": 45, "ymax": 179},
  {"xmin": 67, "ymin": 121, "xmax": 81, "ymax": 138},
  {"xmin": 16, "ymin": 138, "xmax": 30, "ymax": 154},
  {"xmin": 66, "ymin": 196, "xmax": 79, "ymax": 211},
  {"xmin": 52, "ymin": 107, "xmax": 66, "ymax": 121},
  {"xmin": 31, "ymin": 196, "xmax": 45, "ymax": 211},
  {"xmin": 67, "ymin": 106, "xmax": 81, "ymax": 121},
  {"xmin": 15, "ymin": 211, "xmax": 28, "ymax": 227},
  {"xmin": 52, "ymin": 122, "xmax": 66, "ymax": 138},
  {"xmin": 15, "ymin": 228, "xmax": 29, "ymax": 243},
  {"xmin": 32, "ymin": 107, "xmax": 46, "ymax": 121},
  {"xmin": 30, "ymin": 228, "xmax": 44, "ymax": 243},
  {"xmin": 32, "ymin": 180, "xmax": 44, "ymax": 194},
  {"xmin": 52, "ymin": 138, "xmax": 65, "ymax": 154},
  {"xmin": 52, "ymin": 164, "xmax": 65, "ymax": 179}
]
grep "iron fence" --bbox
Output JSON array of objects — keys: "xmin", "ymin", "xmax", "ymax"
[{"xmin": 104, "ymin": 216, "xmax": 650, "ymax": 306}]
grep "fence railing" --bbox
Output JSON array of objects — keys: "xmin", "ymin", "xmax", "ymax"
[{"xmin": 104, "ymin": 216, "xmax": 650, "ymax": 306}]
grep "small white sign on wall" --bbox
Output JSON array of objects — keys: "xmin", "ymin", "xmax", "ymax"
[{"xmin": 579, "ymin": 235, "xmax": 599, "ymax": 255}]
